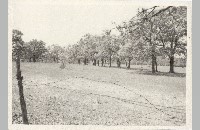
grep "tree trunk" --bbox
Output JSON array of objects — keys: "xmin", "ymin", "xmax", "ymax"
[
  {"xmin": 151, "ymin": 44, "xmax": 156, "ymax": 73},
  {"xmin": 93, "ymin": 59, "xmax": 96, "ymax": 66},
  {"xmin": 97, "ymin": 60, "xmax": 99, "ymax": 66},
  {"xmin": 101, "ymin": 58, "xmax": 104, "ymax": 66},
  {"xmin": 169, "ymin": 56, "xmax": 175, "ymax": 73},
  {"xmin": 127, "ymin": 58, "xmax": 131, "ymax": 69},
  {"xmin": 33, "ymin": 55, "xmax": 36, "ymax": 62},
  {"xmin": 109, "ymin": 55, "xmax": 112, "ymax": 67},
  {"xmin": 150, "ymin": 20, "xmax": 156, "ymax": 73},
  {"xmin": 152, "ymin": 54, "xmax": 156, "ymax": 73},
  {"xmin": 155, "ymin": 61, "xmax": 158, "ymax": 72},
  {"xmin": 86, "ymin": 58, "xmax": 88, "ymax": 64},
  {"xmin": 16, "ymin": 55, "xmax": 29, "ymax": 124},
  {"xmin": 117, "ymin": 58, "xmax": 121, "ymax": 68},
  {"xmin": 84, "ymin": 58, "xmax": 87, "ymax": 65},
  {"xmin": 29, "ymin": 58, "xmax": 31, "ymax": 62},
  {"xmin": 155, "ymin": 56, "xmax": 158, "ymax": 72},
  {"xmin": 169, "ymin": 38, "xmax": 175, "ymax": 73},
  {"xmin": 78, "ymin": 59, "xmax": 80, "ymax": 64}
]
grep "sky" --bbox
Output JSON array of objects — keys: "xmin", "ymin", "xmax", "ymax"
[{"xmin": 11, "ymin": 0, "xmax": 152, "ymax": 47}]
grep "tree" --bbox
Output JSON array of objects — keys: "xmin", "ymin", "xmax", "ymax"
[
  {"xmin": 23, "ymin": 42, "xmax": 33, "ymax": 62},
  {"xmin": 49, "ymin": 44, "xmax": 64, "ymax": 63},
  {"xmin": 116, "ymin": 6, "xmax": 178, "ymax": 73},
  {"xmin": 59, "ymin": 49, "xmax": 67, "ymax": 69},
  {"xmin": 76, "ymin": 34, "xmax": 99, "ymax": 65},
  {"xmin": 84, "ymin": 35, "xmax": 98, "ymax": 66},
  {"xmin": 68, "ymin": 44, "xmax": 82, "ymax": 64},
  {"xmin": 26, "ymin": 39, "xmax": 47, "ymax": 62},
  {"xmin": 95, "ymin": 36, "xmax": 108, "ymax": 67},
  {"xmin": 100, "ymin": 30, "xmax": 120, "ymax": 67},
  {"xmin": 136, "ymin": 10, "xmax": 160, "ymax": 73},
  {"xmin": 118, "ymin": 40, "xmax": 134, "ymax": 69},
  {"xmin": 78, "ymin": 36, "xmax": 90, "ymax": 65},
  {"xmin": 12, "ymin": 29, "xmax": 29, "ymax": 124},
  {"xmin": 157, "ymin": 6, "xmax": 187, "ymax": 73},
  {"xmin": 117, "ymin": 20, "xmax": 149, "ymax": 69}
]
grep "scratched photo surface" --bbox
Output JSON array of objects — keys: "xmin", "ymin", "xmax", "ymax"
[{"xmin": 9, "ymin": 0, "xmax": 192, "ymax": 129}]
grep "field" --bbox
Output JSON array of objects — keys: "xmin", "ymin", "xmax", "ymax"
[{"xmin": 12, "ymin": 62, "xmax": 186, "ymax": 125}]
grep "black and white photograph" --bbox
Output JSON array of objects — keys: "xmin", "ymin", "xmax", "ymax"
[{"xmin": 8, "ymin": 0, "xmax": 192, "ymax": 129}]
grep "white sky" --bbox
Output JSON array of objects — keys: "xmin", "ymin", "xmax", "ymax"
[{"xmin": 11, "ymin": 0, "xmax": 152, "ymax": 46}]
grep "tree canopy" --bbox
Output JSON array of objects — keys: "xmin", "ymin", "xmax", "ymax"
[{"xmin": 12, "ymin": 6, "xmax": 187, "ymax": 73}]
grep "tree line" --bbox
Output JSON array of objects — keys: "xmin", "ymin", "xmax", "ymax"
[{"xmin": 13, "ymin": 6, "xmax": 187, "ymax": 73}]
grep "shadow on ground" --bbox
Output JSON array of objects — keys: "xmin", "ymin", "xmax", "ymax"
[
  {"xmin": 98, "ymin": 65, "xmax": 149, "ymax": 71},
  {"xmin": 94, "ymin": 65, "xmax": 185, "ymax": 77},
  {"xmin": 134, "ymin": 70, "xmax": 186, "ymax": 78}
]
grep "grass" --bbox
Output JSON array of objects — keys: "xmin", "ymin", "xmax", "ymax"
[{"xmin": 12, "ymin": 62, "xmax": 186, "ymax": 125}]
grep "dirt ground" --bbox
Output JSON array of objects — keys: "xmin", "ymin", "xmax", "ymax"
[{"xmin": 12, "ymin": 62, "xmax": 186, "ymax": 125}]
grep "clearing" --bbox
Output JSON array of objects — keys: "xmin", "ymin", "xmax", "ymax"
[{"xmin": 12, "ymin": 62, "xmax": 186, "ymax": 125}]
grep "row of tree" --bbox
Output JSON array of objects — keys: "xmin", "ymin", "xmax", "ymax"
[
  {"xmin": 12, "ymin": 5, "xmax": 187, "ymax": 125},
  {"xmin": 13, "ymin": 6, "xmax": 187, "ymax": 73}
]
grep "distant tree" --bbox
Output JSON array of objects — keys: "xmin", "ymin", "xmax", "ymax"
[
  {"xmin": 101, "ymin": 30, "xmax": 120, "ymax": 67},
  {"xmin": 26, "ymin": 39, "xmax": 47, "ymax": 62},
  {"xmin": 23, "ymin": 42, "xmax": 33, "ymax": 62},
  {"xmin": 118, "ymin": 41, "xmax": 134, "ymax": 69},
  {"xmin": 69, "ymin": 44, "xmax": 82, "ymax": 64},
  {"xmin": 83, "ymin": 34, "xmax": 98, "ymax": 66},
  {"xmin": 49, "ymin": 44, "xmax": 64, "ymax": 63},
  {"xmin": 59, "ymin": 50, "xmax": 67, "ymax": 69},
  {"xmin": 76, "ymin": 34, "xmax": 98, "ymax": 65},
  {"xmin": 12, "ymin": 29, "xmax": 29, "ymax": 124},
  {"xmin": 95, "ymin": 36, "xmax": 108, "ymax": 67},
  {"xmin": 89, "ymin": 36, "xmax": 99, "ymax": 66},
  {"xmin": 78, "ymin": 37, "xmax": 90, "ymax": 65}
]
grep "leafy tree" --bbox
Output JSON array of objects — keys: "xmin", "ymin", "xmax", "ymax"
[
  {"xmin": 116, "ymin": 6, "xmax": 186, "ymax": 73},
  {"xmin": 78, "ymin": 36, "xmax": 90, "ymax": 65},
  {"xmin": 76, "ymin": 34, "xmax": 99, "ymax": 65},
  {"xmin": 69, "ymin": 44, "xmax": 82, "ymax": 64},
  {"xmin": 12, "ymin": 30, "xmax": 25, "ymax": 60},
  {"xmin": 49, "ymin": 44, "xmax": 64, "ymax": 63},
  {"xmin": 136, "ymin": 9, "xmax": 161, "ymax": 73},
  {"xmin": 118, "ymin": 39, "xmax": 134, "ymax": 69},
  {"xmin": 83, "ymin": 34, "xmax": 99, "ymax": 66},
  {"xmin": 95, "ymin": 35, "xmax": 108, "ymax": 67},
  {"xmin": 26, "ymin": 39, "xmax": 47, "ymax": 62},
  {"xmin": 99, "ymin": 30, "xmax": 120, "ymax": 67},
  {"xmin": 157, "ymin": 6, "xmax": 187, "ymax": 73}
]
